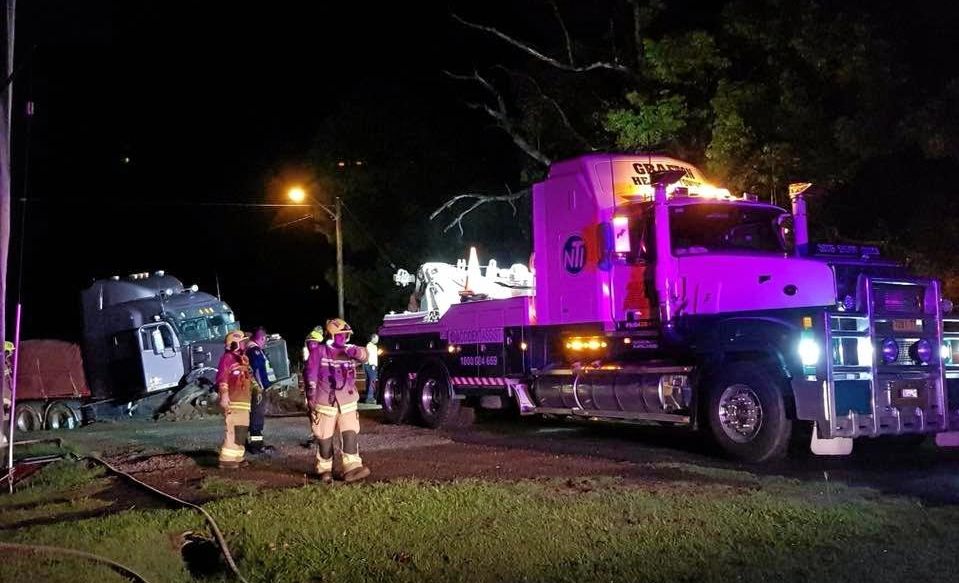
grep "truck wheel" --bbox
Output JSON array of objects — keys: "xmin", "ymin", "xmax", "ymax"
[
  {"xmin": 707, "ymin": 363, "xmax": 792, "ymax": 463},
  {"xmin": 379, "ymin": 372, "xmax": 412, "ymax": 424},
  {"xmin": 45, "ymin": 401, "xmax": 80, "ymax": 430},
  {"xmin": 415, "ymin": 367, "xmax": 463, "ymax": 429},
  {"xmin": 15, "ymin": 403, "xmax": 43, "ymax": 432}
]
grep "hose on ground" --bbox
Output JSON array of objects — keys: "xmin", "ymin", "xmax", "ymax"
[
  {"xmin": 85, "ymin": 454, "xmax": 250, "ymax": 583},
  {"xmin": 0, "ymin": 541, "xmax": 152, "ymax": 583}
]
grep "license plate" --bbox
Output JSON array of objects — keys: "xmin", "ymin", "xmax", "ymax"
[
  {"xmin": 893, "ymin": 319, "xmax": 922, "ymax": 332},
  {"xmin": 900, "ymin": 388, "xmax": 919, "ymax": 399}
]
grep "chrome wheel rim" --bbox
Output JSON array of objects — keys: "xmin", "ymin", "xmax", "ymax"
[
  {"xmin": 383, "ymin": 378, "xmax": 402, "ymax": 411},
  {"xmin": 718, "ymin": 384, "xmax": 763, "ymax": 443},
  {"xmin": 420, "ymin": 378, "xmax": 447, "ymax": 416}
]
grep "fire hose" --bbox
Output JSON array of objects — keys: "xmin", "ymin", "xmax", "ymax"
[
  {"xmin": 87, "ymin": 454, "xmax": 250, "ymax": 583},
  {"xmin": 2, "ymin": 453, "xmax": 250, "ymax": 583}
]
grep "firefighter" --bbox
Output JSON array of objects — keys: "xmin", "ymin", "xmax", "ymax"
[
  {"xmin": 304, "ymin": 318, "xmax": 370, "ymax": 483},
  {"xmin": 3, "ymin": 341, "xmax": 13, "ymax": 411},
  {"xmin": 245, "ymin": 327, "xmax": 277, "ymax": 455},
  {"xmin": 216, "ymin": 330, "xmax": 254, "ymax": 469}
]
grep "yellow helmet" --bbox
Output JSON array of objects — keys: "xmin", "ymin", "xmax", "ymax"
[
  {"xmin": 325, "ymin": 318, "xmax": 353, "ymax": 338},
  {"xmin": 3, "ymin": 341, "xmax": 13, "ymax": 354},
  {"xmin": 224, "ymin": 330, "xmax": 248, "ymax": 350},
  {"xmin": 308, "ymin": 327, "xmax": 324, "ymax": 341}
]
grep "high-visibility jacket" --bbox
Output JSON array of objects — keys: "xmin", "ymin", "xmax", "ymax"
[
  {"xmin": 216, "ymin": 350, "xmax": 254, "ymax": 411},
  {"xmin": 304, "ymin": 341, "xmax": 368, "ymax": 408}
]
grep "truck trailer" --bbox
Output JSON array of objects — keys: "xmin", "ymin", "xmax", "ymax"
[
  {"xmin": 376, "ymin": 154, "xmax": 959, "ymax": 462},
  {"xmin": 10, "ymin": 271, "xmax": 292, "ymax": 431}
]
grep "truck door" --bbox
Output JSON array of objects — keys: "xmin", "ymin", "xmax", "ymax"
[
  {"xmin": 138, "ymin": 322, "xmax": 185, "ymax": 392},
  {"xmin": 609, "ymin": 209, "xmax": 655, "ymax": 328}
]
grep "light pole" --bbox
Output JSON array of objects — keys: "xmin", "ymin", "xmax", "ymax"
[{"xmin": 287, "ymin": 186, "xmax": 344, "ymax": 319}]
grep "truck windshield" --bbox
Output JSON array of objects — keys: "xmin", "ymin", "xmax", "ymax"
[
  {"xmin": 670, "ymin": 204, "xmax": 785, "ymax": 255},
  {"xmin": 175, "ymin": 312, "xmax": 239, "ymax": 344}
]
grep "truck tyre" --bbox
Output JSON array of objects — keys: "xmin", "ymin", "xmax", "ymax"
[
  {"xmin": 415, "ymin": 366, "xmax": 464, "ymax": 429},
  {"xmin": 15, "ymin": 402, "xmax": 43, "ymax": 432},
  {"xmin": 379, "ymin": 371, "xmax": 412, "ymax": 424},
  {"xmin": 45, "ymin": 401, "xmax": 80, "ymax": 430},
  {"xmin": 706, "ymin": 363, "xmax": 791, "ymax": 463}
]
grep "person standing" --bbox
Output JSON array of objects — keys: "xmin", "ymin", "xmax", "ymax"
[
  {"xmin": 245, "ymin": 327, "xmax": 277, "ymax": 455},
  {"xmin": 363, "ymin": 333, "xmax": 379, "ymax": 404},
  {"xmin": 216, "ymin": 330, "xmax": 253, "ymax": 469},
  {"xmin": 304, "ymin": 318, "xmax": 370, "ymax": 483}
]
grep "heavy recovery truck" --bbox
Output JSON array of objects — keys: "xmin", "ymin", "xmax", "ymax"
[
  {"xmin": 376, "ymin": 154, "xmax": 959, "ymax": 462},
  {"xmin": 10, "ymin": 271, "xmax": 292, "ymax": 431}
]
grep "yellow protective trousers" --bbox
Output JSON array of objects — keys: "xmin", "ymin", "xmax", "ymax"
[
  {"xmin": 219, "ymin": 403, "xmax": 251, "ymax": 463},
  {"xmin": 310, "ymin": 401, "xmax": 362, "ymax": 473}
]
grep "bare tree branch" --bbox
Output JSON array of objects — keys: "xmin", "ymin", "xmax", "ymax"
[
  {"xmin": 452, "ymin": 13, "xmax": 630, "ymax": 74},
  {"xmin": 549, "ymin": 0, "xmax": 575, "ymax": 67},
  {"xmin": 443, "ymin": 69, "xmax": 553, "ymax": 167},
  {"xmin": 495, "ymin": 66, "xmax": 595, "ymax": 151},
  {"xmin": 430, "ymin": 187, "xmax": 531, "ymax": 236}
]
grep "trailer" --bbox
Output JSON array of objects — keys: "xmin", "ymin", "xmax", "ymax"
[{"xmin": 376, "ymin": 153, "xmax": 959, "ymax": 462}]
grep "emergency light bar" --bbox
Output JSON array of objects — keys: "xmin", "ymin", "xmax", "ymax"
[{"xmin": 626, "ymin": 182, "xmax": 735, "ymax": 202}]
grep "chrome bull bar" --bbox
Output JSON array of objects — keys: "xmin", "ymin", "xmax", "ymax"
[{"xmin": 821, "ymin": 276, "xmax": 948, "ymax": 438}]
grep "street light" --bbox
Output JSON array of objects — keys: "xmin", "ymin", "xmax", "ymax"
[
  {"xmin": 287, "ymin": 186, "xmax": 307, "ymax": 204},
  {"xmin": 287, "ymin": 187, "xmax": 344, "ymax": 319}
]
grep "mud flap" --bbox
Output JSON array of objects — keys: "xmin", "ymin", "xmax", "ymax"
[
  {"xmin": 810, "ymin": 422, "xmax": 853, "ymax": 455},
  {"xmin": 935, "ymin": 431, "xmax": 959, "ymax": 447}
]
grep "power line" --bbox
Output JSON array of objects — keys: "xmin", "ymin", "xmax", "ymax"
[{"xmin": 16, "ymin": 199, "xmax": 311, "ymax": 208}]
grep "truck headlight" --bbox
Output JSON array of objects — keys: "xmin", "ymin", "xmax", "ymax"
[
  {"xmin": 909, "ymin": 338, "xmax": 933, "ymax": 364},
  {"xmin": 798, "ymin": 337, "xmax": 821, "ymax": 366},
  {"xmin": 881, "ymin": 338, "xmax": 899, "ymax": 364}
]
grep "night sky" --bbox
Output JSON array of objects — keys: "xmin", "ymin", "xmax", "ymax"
[{"xmin": 7, "ymin": 2, "xmax": 520, "ymax": 346}]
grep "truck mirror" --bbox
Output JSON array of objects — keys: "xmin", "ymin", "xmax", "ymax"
[
  {"xmin": 151, "ymin": 328, "xmax": 165, "ymax": 354},
  {"xmin": 777, "ymin": 213, "xmax": 795, "ymax": 253},
  {"xmin": 597, "ymin": 222, "xmax": 613, "ymax": 271}
]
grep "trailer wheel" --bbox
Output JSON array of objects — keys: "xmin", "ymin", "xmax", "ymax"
[
  {"xmin": 707, "ymin": 363, "xmax": 791, "ymax": 463},
  {"xmin": 45, "ymin": 401, "xmax": 80, "ymax": 430},
  {"xmin": 415, "ymin": 366, "xmax": 467, "ymax": 429},
  {"xmin": 379, "ymin": 372, "xmax": 412, "ymax": 424},
  {"xmin": 15, "ymin": 402, "xmax": 43, "ymax": 432}
]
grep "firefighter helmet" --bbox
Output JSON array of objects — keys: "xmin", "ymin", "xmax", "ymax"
[
  {"xmin": 325, "ymin": 318, "xmax": 353, "ymax": 338},
  {"xmin": 3, "ymin": 341, "xmax": 13, "ymax": 354},
  {"xmin": 224, "ymin": 330, "xmax": 248, "ymax": 351},
  {"xmin": 308, "ymin": 327, "xmax": 324, "ymax": 341}
]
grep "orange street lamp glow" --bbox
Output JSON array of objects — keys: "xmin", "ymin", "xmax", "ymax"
[{"xmin": 288, "ymin": 186, "xmax": 307, "ymax": 203}]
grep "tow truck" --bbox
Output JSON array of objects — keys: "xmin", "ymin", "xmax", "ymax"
[{"xmin": 375, "ymin": 154, "xmax": 959, "ymax": 462}]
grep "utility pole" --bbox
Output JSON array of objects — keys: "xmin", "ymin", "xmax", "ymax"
[
  {"xmin": 0, "ymin": 0, "xmax": 17, "ymax": 449},
  {"xmin": 335, "ymin": 196, "xmax": 344, "ymax": 319}
]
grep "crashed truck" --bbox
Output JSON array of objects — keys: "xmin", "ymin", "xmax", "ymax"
[
  {"xmin": 10, "ymin": 271, "xmax": 292, "ymax": 431},
  {"xmin": 376, "ymin": 153, "xmax": 959, "ymax": 463}
]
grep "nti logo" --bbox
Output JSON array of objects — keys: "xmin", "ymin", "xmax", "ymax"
[{"xmin": 563, "ymin": 235, "xmax": 586, "ymax": 274}]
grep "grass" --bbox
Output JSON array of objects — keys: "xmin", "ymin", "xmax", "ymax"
[
  {"xmin": 1, "ymin": 459, "xmax": 959, "ymax": 583},
  {"xmin": 200, "ymin": 476, "xmax": 260, "ymax": 497}
]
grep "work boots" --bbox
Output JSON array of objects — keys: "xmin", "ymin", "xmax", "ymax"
[{"xmin": 341, "ymin": 452, "xmax": 370, "ymax": 483}]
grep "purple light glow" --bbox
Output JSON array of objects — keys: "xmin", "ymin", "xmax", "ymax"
[
  {"xmin": 881, "ymin": 338, "xmax": 899, "ymax": 364},
  {"xmin": 910, "ymin": 338, "xmax": 933, "ymax": 364}
]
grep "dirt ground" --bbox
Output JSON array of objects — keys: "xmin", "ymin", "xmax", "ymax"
[{"xmin": 36, "ymin": 406, "xmax": 959, "ymax": 508}]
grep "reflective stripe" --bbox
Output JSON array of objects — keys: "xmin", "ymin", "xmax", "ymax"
[
  {"xmin": 315, "ymin": 456, "xmax": 334, "ymax": 472},
  {"xmin": 316, "ymin": 405, "xmax": 339, "ymax": 417},
  {"xmin": 342, "ymin": 452, "xmax": 362, "ymax": 466},
  {"xmin": 230, "ymin": 402, "xmax": 252, "ymax": 411},
  {"xmin": 249, "ymin": 435, "xmax": 263, "ymax": 442},
  {"xmin": 219, "ymin": 446, "xmax": 245, "ymax": 460},
  {"xmin": 319, "ymin": 358, "xmax": 356, "ymax": 366},
  {"xmin": 339, "ymin": 401, "xmax": 358, "ymax": 414}
]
